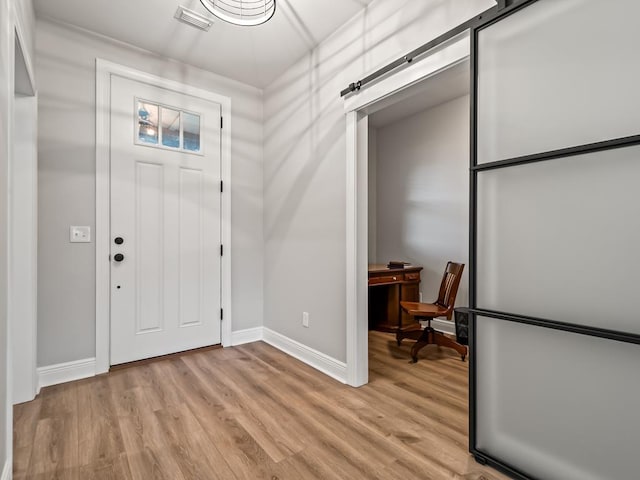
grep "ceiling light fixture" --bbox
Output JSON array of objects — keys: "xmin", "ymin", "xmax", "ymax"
[{"xmin": 199, "ymin": 0, "xmax": 276, "ymax": 27}]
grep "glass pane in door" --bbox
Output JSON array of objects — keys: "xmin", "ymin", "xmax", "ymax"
[
  {"xmin": 161, "ymin": 107, "xmax": 181, "ymax": 148},
  {"xmin": 137, "ymin": 101, "xmax": 158, "ymax": 145},
  {"xmin": 476, "ymin": 316, "xmax": 640, "ymax": 480},
  {"xmin": 477, "ymin": 0, "xmax": 640, "ymax": 164},
  {"xmin": 476, "ymin": 144, "xmax": 640, "ymax": 334},
  {"xmin": 183, "ymin": 112, "xmax": 201, "ymax": 152}
]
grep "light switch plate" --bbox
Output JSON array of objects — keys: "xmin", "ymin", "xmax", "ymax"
[{"xmin": 70, "ymin": 226, "xmax": 91, "ymax": 243}]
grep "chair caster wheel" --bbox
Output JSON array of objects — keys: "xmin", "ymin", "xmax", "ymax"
[
  {"xmin": 411, "ymin": 357, "xmax": 418, "ymax": 364},
  {"xmin": 396, "ymin": 340, "xmax": 402, "ymax": 347}
]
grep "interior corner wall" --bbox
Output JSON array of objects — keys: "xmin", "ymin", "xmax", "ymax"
[
  {"xmin": 263, "ymin": 0, "xmax": 494, "ymax": 363},
  {"xmin": 36, "ymin": 19, "xmax": 265, "ymax": 367},
  {"xmin": 375, "ymin": 95, "xmax": 470, "ymax": 309}
]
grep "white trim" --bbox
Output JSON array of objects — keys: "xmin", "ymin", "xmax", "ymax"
[
  {"xmin": 10, "ymin": 93, "xmax": 38, "ymax": 405},
  {"xmin": 431, "ymin": 319, "xmax": 456, "ymax": 336},
  {"xmin": 231, "ymin": 327, "xmax": 263, "ymax": 346},
  {"xmin": 344, "ymin": 37, "xmax": 471, "ymax": 389},
  {"xmin": 1, "ymin": 459, "xmax": 10, "ymax": 480},
  {"xmin": 37, "ymin": 358, "xmax": 96, "ymax": 392},
  {"xmin": 343, "ymin": 32, "xmax": 470, "ymax": 114},
  {"xmin": 95, "ymin": 59, "xmax": 233, "ymax": 374},
  {"xmin": 345, "ymin": 111, "xmax": 369, "ymax": 388},
  {"xmin": 262, "ymin": 328, "xmax": 347, "ymax": 384}
]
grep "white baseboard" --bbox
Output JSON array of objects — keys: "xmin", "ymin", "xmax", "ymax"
[
  {"xmin": 35, "ymin": 329, "xmax": 349, "ymax": 391},
  {"xmin": 37, "ymin": 357, "xmax": 96, "ymax": 392},
  {"xmin": 430, "ymin": 319, "xmax": 456, "ymax": 335},
  {"xmin": 231, "ymin": 327, "xmax": 263, "ymax": 346},
  {"xmin": 1, "ymin": 459, "xmax": 10, "ymax": 480},
  {"xmin": 262, "ymin": 328, "xmax": 347, "ymax": 384}
]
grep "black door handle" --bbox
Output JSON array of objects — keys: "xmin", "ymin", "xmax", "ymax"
[
  {"xmin": 114, "ymin": 237, "xmax": 124, "ymax": 245},
  {"xmin": 114, "ymin": 253, "xmax": 125, "ymax": 262}
]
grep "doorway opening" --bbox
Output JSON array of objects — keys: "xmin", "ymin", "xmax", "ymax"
[
  {"xmin": 366, "ymin": 59, "xmax": 471, "ymax": 370},
  {"xmin": 344, "ymin": 32, "xmax": 472, "ymax": 387}
]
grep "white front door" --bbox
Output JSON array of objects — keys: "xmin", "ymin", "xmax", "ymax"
[{"xmin": 110, "ymin": 75, "xmax": 222, "ymax": 365}]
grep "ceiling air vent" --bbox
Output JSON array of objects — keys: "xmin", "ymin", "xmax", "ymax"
[{"xmin": 174, "ymin": 6, "xmax": 214, "ymax": 31}]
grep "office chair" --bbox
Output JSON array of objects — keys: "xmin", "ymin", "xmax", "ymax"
[{"xmin": 398, "ymin": 262, "xmax": 466, "ymax": 362}]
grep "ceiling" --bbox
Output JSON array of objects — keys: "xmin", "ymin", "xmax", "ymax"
[
  {"xmin": 368, "ymin": 60, "xmax": 470, "ymax": 128},
  {"xmin": 33, "ymin": 0, "xmax": 376, "ymax": 89}
]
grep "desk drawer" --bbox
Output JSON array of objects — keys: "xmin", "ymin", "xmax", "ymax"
[
  {"xmin": 369, "ymin": 274, "xmax": 403, "ymax": 285},
  {"xmin": 405, "ymin": 272, "xmax": 420, "ymax": 282}
]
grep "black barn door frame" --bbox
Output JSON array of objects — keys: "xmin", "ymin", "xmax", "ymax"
[{"xmin": 468, "ymin": 1, "xmax": 640, "ymax": 479}]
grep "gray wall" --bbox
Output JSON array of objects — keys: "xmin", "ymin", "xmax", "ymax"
[
  {"xmin": 36, "ymin": 19, "xmax": 265, "ymax": 367},
  {"xmin": 263, "ymin": 0, "xmax": 494, "ymax": 363},
  {"xmin": 375, "ymin": 95, "xmax": 470, "ymax": 307}
]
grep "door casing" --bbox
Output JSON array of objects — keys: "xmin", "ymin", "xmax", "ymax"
[
  {"xmin": 95, "ymin": 59, "xmax": 232, "ymax": 374},
  {"xmin": 343, "ymin": 32, "xmax": 472, "ymax": 387}
]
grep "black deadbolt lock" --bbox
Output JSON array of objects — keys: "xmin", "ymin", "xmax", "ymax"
[
  {"xmin": 114, "ymin": 253, "xmax": 125, "ymax": 262},
  {"xmin": 114, "ymin": 237, "xmax": 124, "ymax": 245}
]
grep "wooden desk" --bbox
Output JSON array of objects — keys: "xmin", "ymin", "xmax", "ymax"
[{"xmin": 368, "ymin": 264, "xmax": 422, "ymax": 333}]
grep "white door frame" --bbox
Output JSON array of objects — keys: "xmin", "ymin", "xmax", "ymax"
[
  {"xmin": 9, "ymin": 6, "xmax": 37, "ymax": 406},
  {"xmin": 344, "ymin": 33, "xmax": 471, "ymax": 387},
  {"xmin": 95, "ymin": 60, "xmax": 232, "ymax": 374}
]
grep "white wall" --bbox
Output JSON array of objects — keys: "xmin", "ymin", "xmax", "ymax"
[
  {"xmin": 36, "ymin": 19, "xmax": 264, "ymax": 367},
  {"xmin": 375, "ymin": 95, "xmax": 470, "ymax": 309},
  {"xmin": 1, "ymin": 0, "xmax": 36, "ymax": 473},
  {"xmin": 264, "ymin": 0, "xmax": 494, "ymax": 363}
]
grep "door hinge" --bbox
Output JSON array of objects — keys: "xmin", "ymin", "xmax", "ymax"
[
  {"xmin": 220, "ymin": 180, "xmax": 224, "ymax": 193},
  {"xmin": 220, "ymin": 117, "xmax": 223, "ymax": 129},
  {"xmin": 220, "ymin": 308, "xmax": 224, "ymax": 320},
  {"xmin": 220, "ymin": 244, "xmax": 224, "ymax": 256}
]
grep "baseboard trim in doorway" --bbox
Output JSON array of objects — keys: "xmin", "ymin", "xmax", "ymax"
[
  {"xmin": 231, "ymin": 327, "xmax": 264, "ymax": 346},
  {"xmin": 1, "ymin": 459, "xmax": 10, "ymax": 480},
  {"xmin": 431, "ymin": 319, "xmax": 455, "ymax": 335},
  {"xmin": 37, "ymin": 357, "xmax": 96, "ymax": 393},
  {"xmin": 262, "ymin": 328, "xmax": 347, "ymax": 384}
]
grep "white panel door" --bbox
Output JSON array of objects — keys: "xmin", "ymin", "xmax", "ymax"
[{"xmin": 110, "ymin": 75, "xmax": 221, "ymax": 365}]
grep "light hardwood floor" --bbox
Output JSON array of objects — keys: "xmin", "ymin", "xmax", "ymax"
[{"xmin": 14, "ymin": 332, "xmax": 509, "ymax": 480}]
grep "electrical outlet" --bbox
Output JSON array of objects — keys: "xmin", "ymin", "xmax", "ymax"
[
  {"xmin": 70, "ymin": 226, "xmax": 91, "ymax": 243},
  {"xmin": 302, "ymin": 312, "xmax": 310, "ymax": 328}
]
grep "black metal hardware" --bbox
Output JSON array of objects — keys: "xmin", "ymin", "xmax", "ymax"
[
  {"xmin": 114, "ymin": 253, "xmax": 125, "ymax": 262},
  {"xmin": 340, "ymin": 5, "xmax": 498, "ymax": 98},
  {"xmin": 472, "ymin": 133, "xmax": 640, "ymax": 173},
  {"xmin": 114, "ymin": 237, "xmax": 124, "ymax": 245}
]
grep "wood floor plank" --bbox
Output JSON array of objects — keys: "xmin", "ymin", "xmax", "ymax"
[
  {"xmin": 77, "ymin": 378, "xmax": 125, "ymax": 468},
  {"xmin": 15, "ymin": 331, "xmax": 511, "ymax": 480}
]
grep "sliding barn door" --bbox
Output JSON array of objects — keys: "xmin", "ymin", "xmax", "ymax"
[{"xmin": 470, "ymin": 1, "xmax": 640, "ymax": 479}]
